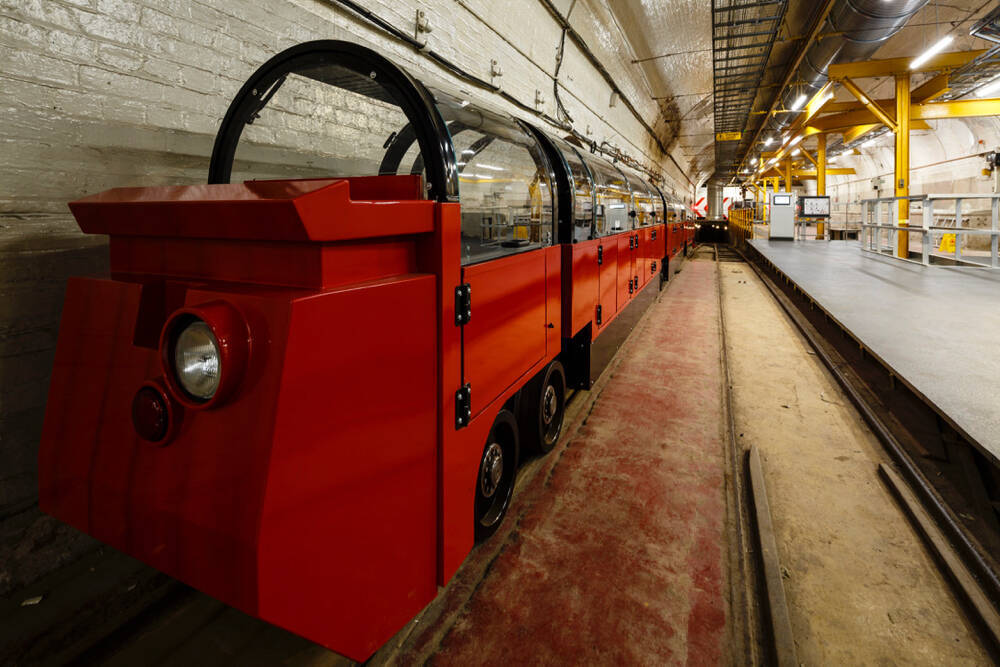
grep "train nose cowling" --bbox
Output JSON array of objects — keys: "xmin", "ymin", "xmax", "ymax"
[{"xmin": 38, "ymin": 176, "xmax": 440, "ymax": 661}]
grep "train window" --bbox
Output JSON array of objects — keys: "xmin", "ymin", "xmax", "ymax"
[
  {"xmin": 226, "ymin": 64, "xmax": 416, "ymax": 185},
  {"xmin": 549, "ymin": 138, "xmax": 595, "ymax": 242},
  {"xmin": 623, "ymin": 171, "xmax": 654, "ymax": 226},
  {"xmin": 588, "ymin": 158, "xmax": 632, "ymax": 236},
  {"xmin": 433, "ymin": 91, "xmax": 555, "ymax": 265},
  {"xmin": 647, "ymin": 181, "xmax": 665, "ymax": 224}
]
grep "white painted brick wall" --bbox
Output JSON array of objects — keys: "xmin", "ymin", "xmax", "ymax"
[{"xmin": 0, "ymin": 0, "xmax": 691, "ymax": 594}]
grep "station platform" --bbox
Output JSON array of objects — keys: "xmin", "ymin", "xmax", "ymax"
[{"xmin": 747, "ymin": 239, "xmax": 1000, "ymax": 467}]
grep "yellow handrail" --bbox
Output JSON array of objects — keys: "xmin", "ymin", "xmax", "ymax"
[{"xmin": 728, "ymin": 208, "xmax": 754, "ymax": 244}]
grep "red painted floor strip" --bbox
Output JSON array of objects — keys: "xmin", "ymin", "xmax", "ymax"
[{"xmin": 434, "ymin": 260, "xmax": 729, "ymax": 664}]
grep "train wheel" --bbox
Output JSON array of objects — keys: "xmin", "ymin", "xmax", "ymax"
[
  {"xmin": 474, "ymin": 409, "xmax": 519, "ymax": 543},
  {"xmin": 519, "ymin": 360, "xmax": 566, "ymax": 456}
]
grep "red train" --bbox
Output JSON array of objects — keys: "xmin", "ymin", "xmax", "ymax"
[{"xmin": 39, "ymin": 41, "xmax": 693, "ymax": 660}]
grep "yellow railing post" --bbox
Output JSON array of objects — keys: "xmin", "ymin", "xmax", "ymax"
[{"xmin": 895, "ymin": 71, "xmax": 910, "ymax": 258}]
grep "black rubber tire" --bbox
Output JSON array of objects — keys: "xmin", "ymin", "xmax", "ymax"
[
  {"xmin": 474, "ymin": 409, "xmax": 519, "ymax": 543},
  {"xmin": 518, "ymin": 360, "xmax": 567, "ymax": 456}
]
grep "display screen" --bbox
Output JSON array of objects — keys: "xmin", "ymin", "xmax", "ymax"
[
  {"xmin": 773, "ymin": 195, "xmax": 791, "ymax": 205},
  {"xmin": 802, "ymin": 196, "xmax": 831, "ymax": 216}
]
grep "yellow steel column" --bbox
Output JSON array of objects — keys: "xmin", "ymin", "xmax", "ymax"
[
  {"xmin": 895, "ymin": 72, "xmax": 910, "ymax": 258},
  {"xmin": 817, "ymin": 133, "xmax": 827, "ymax": 239},
  {"xmin": 784, "ymin": 158, "xmax": 792, "ymax": 193}
]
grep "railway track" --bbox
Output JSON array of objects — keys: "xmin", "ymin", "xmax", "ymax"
[{"xmin": 731, "ymin": 241, "xmax": 1000, "ymax": 660}]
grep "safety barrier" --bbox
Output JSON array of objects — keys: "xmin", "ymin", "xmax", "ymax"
[
  {"xmin": 729, "ymin": 207, "xmax": 754, "ymax": 244},
  {"xmin": 861, "ymin": 194, "xmax": 1000, "ymax": 268}
]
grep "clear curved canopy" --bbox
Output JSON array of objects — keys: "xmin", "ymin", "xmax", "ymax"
[{"xmin": 209, "ymin": 41, "xmax": 555, "ymax": 265}]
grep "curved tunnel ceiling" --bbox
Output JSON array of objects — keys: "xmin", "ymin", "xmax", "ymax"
[{"xmin": 578, "ymin": 0, "xmax": 715, "ymax": 186}]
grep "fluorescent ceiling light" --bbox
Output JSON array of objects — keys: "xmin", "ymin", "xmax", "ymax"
[
  {"xmin": 788, "ymin": 134, "xmax": 803, "ymax": 147},
  {"xmin": 861, "ymin": 137, "xmax": 878, "ymax": 148},
  {"xmin": 792, "ymin": 148, "xmax": 801, "ymax": 156},
  {"xmin": 976, "ymin": 75, "xmax": 1000, "ymax": 98},
  {"xmin": 910, "ymin": 34, "xmax": 954, "ymax": 70},
  {"xmin": 764, "ymin": 137, "xmax": 774, "ymax": 146},
  {"xmin": 791, "ymin": 94, "xmax": 807, "ymax": 111},
  {"xmin": 751, "ymin": 157, "xmax": 758, "ymax": 165},
  {"xmin": 476, "ymin": 164, "xmax": 505, "ymax": 171}
]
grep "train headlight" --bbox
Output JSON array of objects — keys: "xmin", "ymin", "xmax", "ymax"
[
  {"xmin": 174, "ymin": 320, "xmax": 221, "ymax": 400},
  {"xmin": 161, "ymin": 302, "xmax": 249, "ymax": 409}
]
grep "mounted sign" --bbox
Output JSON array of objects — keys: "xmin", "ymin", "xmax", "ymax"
[{"xmin": 716, "ymin": 131, "xmax": 742, "ymax": 141}]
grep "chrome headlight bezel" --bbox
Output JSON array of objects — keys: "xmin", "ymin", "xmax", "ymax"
[{"xmin": 160, "ymin": 302, "xmax": 249, "ymax": 410}]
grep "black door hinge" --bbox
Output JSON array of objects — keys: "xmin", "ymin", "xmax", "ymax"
[
  {"xmin": 596, "ymin": 304, "xmax": 602, "ymax": 325},
  {"xmin": 629, "ymin": 236, "xmax": 634, "ymax": 250},
  {"xmin": 628, "ymin": 278, "xmax": 634, "ymax": 294},
  {"xmin": 455, "ymin": 384, "xmax": 471, "ymax": 429},
  {"xmin": 652, "ymin": 229, "xmax": 656, "ymax": 240},
  {"xmin": 454, "ymin": 283, "xmax": 471, "ymax": 325},
  {"xmin": 651, "ymin": 261, "xmax": 657, "ymax": 272},
  {"xmin": 597, "ymin": 245, "xmax": 603, "ymax": 265}
]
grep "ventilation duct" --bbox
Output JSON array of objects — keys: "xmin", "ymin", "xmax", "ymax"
[{"xmin": 763, "ymin": 0, "xmax": 928, "ymax": 142}]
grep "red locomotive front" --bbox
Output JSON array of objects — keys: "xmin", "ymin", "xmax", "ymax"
[{"xmin": 39, "ymin": 40, "xmax": 679, "ymax": 660}]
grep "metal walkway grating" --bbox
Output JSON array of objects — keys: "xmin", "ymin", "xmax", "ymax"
[{"xmin": 711, "ymin": 0, "xmax": 787, "ymax": 181}]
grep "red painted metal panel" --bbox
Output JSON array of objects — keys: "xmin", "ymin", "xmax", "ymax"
[
  {"xmin": 637, "ymin": 228, "xmax": 650, "ymax": 288},
  {"xmin": 617, "ymin": 234, "xmax": 633, "ymax": 310},
  {"xmin": 70, "ymin": 177, "xmax": 434, "ymax": 242},
  {"xmin": 422, "ymin": 204, "xmax": 474, "ymax": 585},
  {"xmin": 597, "ymin": 239, "xmax": 618, "ymax": 336},
  {"xmin": 39, "ymin": 279, "xmax": 294, "ymax": 616},
  {"xmin": 258, "ymin": 275, "xmax": 438, "ymax": 661},
  {"xmin": 110, "ymin": 237, "xmax": 419, "ymax": 289},
  {"xmin": 544, "ymin": 245, "xmax": 562, "ymax": 357},
  {"xmin": 654, "ymin": 223, "xmax": 665, "ymax": 260},
  {"xmin": 462, "ymin": 250, "xmax": 547, "ymax": 417},
  {"xmin": 563, "ymin": 239, "xmax": 599, "ymax": 338}
]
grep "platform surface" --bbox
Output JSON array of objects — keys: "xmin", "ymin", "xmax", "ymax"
[{"xmin": 748, "ymin": 239, "xmax": 1000, "ymax": 464}]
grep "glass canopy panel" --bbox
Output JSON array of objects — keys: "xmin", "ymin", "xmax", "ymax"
[
  {"xmin": 432, "ymin": 90, "xmax": 555, "ymax": 265},
  {"xmin": 229, "ymin": 65, "xmax": 416, "ymax": 185},
  {"xmin": 548, "ymin": 138, "xmax": 596, "ymax": 242},
  {"xmin": 648, "ymin": 181, "xmax": 665, "ymax": 224},
  {"xmin": 623, "ymin": 170, "xmax": 654, "ymax": 227},
  {"xmin": 587, "ymin": 157, "xmax": 632, "ymax": 236}
]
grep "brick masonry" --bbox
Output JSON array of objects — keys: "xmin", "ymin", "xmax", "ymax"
[{"xmin": 0, "ymin": 0, "xmax": 692, "ymax": 596}]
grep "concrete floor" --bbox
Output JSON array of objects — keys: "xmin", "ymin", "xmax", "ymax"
[{"xmin": 720, "ymin": 255, "xmax": 988, "ymax": 664}]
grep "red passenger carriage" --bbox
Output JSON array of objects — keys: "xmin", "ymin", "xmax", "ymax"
[{"xmin": 39, "ymin": 41, "xmax": 689, "ymax": 660}]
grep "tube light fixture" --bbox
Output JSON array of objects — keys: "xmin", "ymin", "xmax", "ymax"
[
  {"xmin": 788, "ymin": 134, "xmax": 803, "ymax": 147},
  {"xmin": 910, "ymin": 34, "xmax": 954, "ymax": 70},
  {"xmin": 751, "ymin": 157, "xmax": 758, "ymax": 165},
  {"xmin": 976, "ymin": 75, "xmax": 1000, "ymax": 98},
  {"xmin": 861, "ymin": 137, "xmax": 878, "ymax": 148},
  {"xmin": 764, "ymin": 137, "xmax": 774, "ymax": 146}
]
